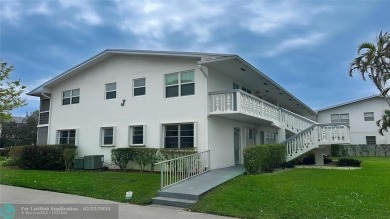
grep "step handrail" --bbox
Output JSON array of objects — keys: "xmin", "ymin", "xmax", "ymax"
[
  {"xmin": 283, "ymin": 123, "xmax": 350, "ymax": 161},
  {"xmin": 155, "ymin": 150, "xmax": 211, "ymax": 189}
]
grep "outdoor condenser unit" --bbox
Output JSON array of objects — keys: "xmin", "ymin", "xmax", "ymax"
[
  {"xmin": 74, "ymin": 157, "xmax": 84, "ymax": 170},
  {"xmin": 83, "ymin": 155, "xmax": 104, "ymax": 170}
]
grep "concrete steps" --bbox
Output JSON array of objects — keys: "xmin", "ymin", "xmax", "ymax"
[{"xmin": 152, "ymin": 191, "xmax": 198, "ymax": 208}]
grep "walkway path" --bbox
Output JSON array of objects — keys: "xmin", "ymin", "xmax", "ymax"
[{"xmin": 0, "ymin": 185, "xmax": 234, "ymax": 219}]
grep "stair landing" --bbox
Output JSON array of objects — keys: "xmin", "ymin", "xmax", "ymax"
[{"xmin": 152, "ymin": 165, "xmax": 245, "ymax": 208}]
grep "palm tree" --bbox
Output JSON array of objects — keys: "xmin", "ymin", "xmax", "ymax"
[{"xmin": 349, "ymin": 31, "xmax": 390, "ymax": 134}]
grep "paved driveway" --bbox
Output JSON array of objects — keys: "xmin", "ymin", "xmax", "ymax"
[{"xmin": 0, "ymin": 185, "xmax": 233, "ymax": 219}]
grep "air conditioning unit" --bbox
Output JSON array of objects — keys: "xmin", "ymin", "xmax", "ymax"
[
  {"xmin": 83, "ymin": 155, "xmax": 104, "ymax": 170},
  {"xmin": 74, "ymin": 157, "xmax": 84, "ymax": 170}
]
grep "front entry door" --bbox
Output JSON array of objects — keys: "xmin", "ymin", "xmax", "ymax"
[{"xmin": 234, "ymin": 128, "xmax": 240, "ymax": 165}]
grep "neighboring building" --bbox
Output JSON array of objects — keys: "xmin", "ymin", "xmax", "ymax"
[
  {"xmin": 317, "ymin": 96, "xmax": 390, "ymax": 145},
  {"xmin": 27, "ymin": 49, "xmax": 349, "ymax": 169}
]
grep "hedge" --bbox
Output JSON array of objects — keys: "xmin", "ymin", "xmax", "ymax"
[
  {"xmin": 243, "ymin": 144, "xmax": 286, "ymax": 174},
  {"xmin": 336, "ymin": 158, "xmax": 362, "ymax": 167},
  {"xmin": 8, "ymin": 144, "xmax": 77, "ymax": 170},
  {"xmin": 111, "ymin": 147, "xmax": 196, "ymax": 172},
  {"xmin": 331, "ymin": 144, "xmax": 390, "ymax": 157}
]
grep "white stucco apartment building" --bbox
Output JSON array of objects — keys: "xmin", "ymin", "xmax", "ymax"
[
  {"xmin": 27, "ymin": 50, "xmax": 349, "ymax": 169},
  {"xmin": 318, "ymin": 96, "xmax": 390, "ymax": 145}
]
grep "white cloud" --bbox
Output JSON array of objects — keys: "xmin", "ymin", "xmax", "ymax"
[
  {"xmin": 28, "ymin": 1, "xmax": 51, "ymax": 15},
  {"xmin": 58, "ymin": 0, "xmax": 103, "ymax": 26},
  {"xmin": 114, "ymin": 0, "xmax": 228, "ymax": 44},
  {"xmin": 241, "ymin": 1, "xmax": 331, "ymax": 34},
  {"xmin": 1, "ymin": 0, "xmax": 22, "ymax": 23},
  {"xmin": 265, "ymin": 32, "xmax": 326, "ymax": 57}
]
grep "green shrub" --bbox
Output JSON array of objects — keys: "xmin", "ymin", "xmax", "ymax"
[
  {"xmin": 243, "ymin": 144, "xmax": 286, "ymax": 174},
  {"xmin": 111, "ymin": 147, "xmax": 197, "ymax": 172},
  {"xmin": 132, "ymin": 148, "xmax": 159, "ymax": 172},
  {"xmin": 158, "ymin": 148, "xmax": 197, "ymax": 160},
  {"xmin": 294, "ymin": 153, "xmax": 315, "ymax": 165},
  {"xmin": 111, "ymin": 148, "xmax": 134, "ymax": 171},
  {"xmin": 281, "ymin": 161, "xmax": 295, "ymax": 169},
  {"xmin": 243, "ymin": 146, "xmax": 262, "ymax": 174},
  {"xmin": 336, "ymin": 158, "xmax": 362, "ymax": 167},
  {"xmin": 63, "ymin": 148, "xmax": 77, "ymax": 171},
  {"xmin": 8, "ymin": 146, "xmax": 24, "ymax": 166},
  {"xmin": 16, "ymin": 145, "xmax": 77, "ymax": 170},
  {"xmin": 324, "ymin": 155, "xmax": 333, "ymax": 164}
]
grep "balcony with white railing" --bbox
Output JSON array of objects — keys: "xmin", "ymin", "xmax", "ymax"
[{"xmin": 209, "ymin": 90, "xmax": 316, "ymax": 132}]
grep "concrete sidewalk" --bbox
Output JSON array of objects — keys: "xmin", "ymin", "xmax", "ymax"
[{"xmin": 0, "ymin": 185, "xmax": 234, "ymax": 219}]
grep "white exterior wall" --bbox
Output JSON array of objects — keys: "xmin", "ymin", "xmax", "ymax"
[
  {"xmin": 318, "ymin": 97, "xmax": 390, "ymax": 144},
  {"xmin": 206, "ymin": 65, "xmax": 280, "ymax": 169},
  {"xmin": 48, "ymin": 55, "xmax": 208, "ymax": 163}
]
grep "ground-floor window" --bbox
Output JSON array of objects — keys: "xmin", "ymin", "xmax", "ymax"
[
  {"xmin": 58, "ymin": 129, "xmax": 76, "ymax": 144},
  {"xmin": 129, "ymin": 125, "xmax": 145, "ymax": 146},
  {"xmin": 164, "ymin": 123, "xmax": 194, "ymax": 148},
  {"xmin": 101, "ymin": 127, "xmax": 115, "ymax": 146},
  {"xmin": 366, "ymin": 136, "xmax": 376, "ymax": 145},
  {"xmin": 265, "ymin": 131, "xmax": 277, "ymax": 144}
]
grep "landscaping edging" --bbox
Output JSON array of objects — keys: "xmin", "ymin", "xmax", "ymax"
[{"xmin": 295, "ymin": 165, "xmax": 362, "ymax": 170}]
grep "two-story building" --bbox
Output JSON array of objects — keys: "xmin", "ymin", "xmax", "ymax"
[
  {"xmin": 318, "ymin": 95, "xmax": 390, "ymax": 145},
  {"xmin": 27, "ymin": 49, "xmax": 350, "ymax": 169}
]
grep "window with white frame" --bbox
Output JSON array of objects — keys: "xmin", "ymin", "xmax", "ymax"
[
  {"xmin": 331, "ymin": 113, "xmax": 349, "ymax": 124},
  {"xmin": 364, "ymin": 112, "xmax": 374, "ymax": 121},
  {"xmin": 366, "ymin": 136, "xmax": 376, "ymax": 144},
  {"xmin": 105, "ymin": 83, "xmax": 116, "ymax": 99},
  {"xmin": 165, "ymin": 70, "xmax": 195, "ymax": 98},
  {"xmin": 264, "ymin": 131, "xmax": 277, "ymax": 144},
  {"xmin": 101, "ymin": 127, "xmax": 115, "ymax": 146},
  {"xmin": 62, "ymin": 89, "xmax": 80, "ymax": 105},
  {"xmin": 58, "ymin": 129, "xmax": 76, "ymax": 144},
  {"xmin": 129, "ymin": 125, "xmax": 145, "ymax": 145},
  {"xmin": 164, "ymin": 123, "xmax": 194, "ymax": 148},
  {"xmin": 133, "ymin": 78, "xmax": 145, "ymax": 96}
]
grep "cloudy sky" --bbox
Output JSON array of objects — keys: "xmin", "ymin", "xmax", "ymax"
[{"xmin": 1, "ymin": 0, "xmax": 389, "ymax": 116}]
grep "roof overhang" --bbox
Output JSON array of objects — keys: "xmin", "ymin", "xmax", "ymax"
[{"xmin": 199, "ymin": 56, "xmax": 317, "ymax": 118}]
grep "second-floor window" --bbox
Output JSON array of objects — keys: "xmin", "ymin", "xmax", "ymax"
[
  {"xmin": 62, "ymin": 89, "xmax": 80, "ymax": 105},
  {"xmin": 331, "ymin": 113, "xmax": 349, "ymax": 124},
  {"xmin": 364, "ymin": 112, "xmax": 374, "ymax": 121},
  {"xmin": 105, "ymin": 83, "xmax": 116, "ymax": 99},
  {"xmin": 133, "ymin": 78, "xmax": 145, "ymax": 96},
  {"xmin": 165, "ymin": 70, "xmax": 195, "ymax": 98}
]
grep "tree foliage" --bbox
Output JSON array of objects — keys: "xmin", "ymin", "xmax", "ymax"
[
  {"xmin": 0, "ymin": 60, "xmax": 27, "ymax": 121},
  {"xmin": 0, "ymin": 110, "xmax": 38, "ymax": 147},
  {"xmin": 349, "ymin": 31, "xmax": 390, "ymax": 135}
]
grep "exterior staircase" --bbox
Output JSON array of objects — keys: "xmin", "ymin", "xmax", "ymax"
[{"xmin": 284, "ymin": 123, "xmax": 350, "ymax": 162}]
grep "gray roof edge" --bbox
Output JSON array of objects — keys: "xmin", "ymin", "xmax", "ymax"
[
  {"xmin": 27, "ymin": 49, "xmax": 234, "ymax": 96},
  {"xmin": 316, "ymin": 95, "xmax": 382, "ymax": 112}
]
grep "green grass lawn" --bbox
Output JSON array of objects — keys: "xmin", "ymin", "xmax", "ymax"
[
  {"xmin": 0, "ymin": 168, "xmax": 160, "ymax": 205},
  {"xmin": 192, "ymin": 157, "xmax": 390, "ymax": 219}
]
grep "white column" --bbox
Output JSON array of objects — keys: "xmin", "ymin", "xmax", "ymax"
[
  {"xmin": 277, "ymin": 128, "xmax": 286, "ymax": 143},
  {"xmin": 313, "ymin": 148, "xmax": 324, "ymax": 165}
]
